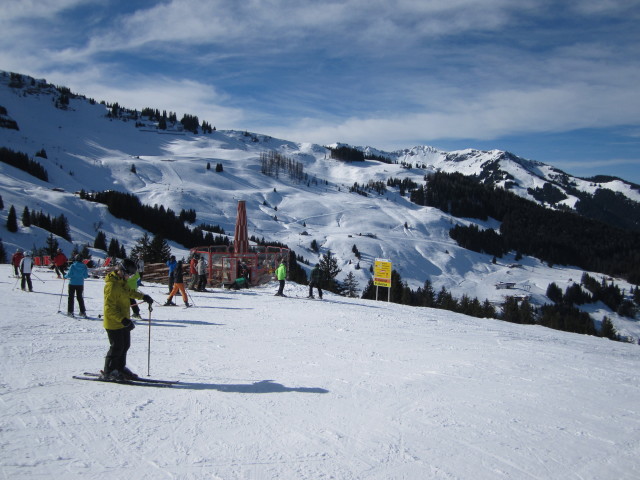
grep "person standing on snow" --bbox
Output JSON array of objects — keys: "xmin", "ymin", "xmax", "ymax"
[
  {"xmin": 19, "ymin": 251, "xmax": 34, "ymax": 292},
  {"xmin": 275, "ymin": 258, "xmax": 287, "ymax": 296},
  {"xmin": 166, "ymin": 255, "xmax": 177, "ymax": 294},
  {"xmin": 165, "ymin": 260, "xmax": 189, "ymax": 307},
  {"xmin": 189, "ymin": 254, "xmax": 198, "ymax": 290},
  {"xmin": 127, "ymin": 266, "xmax": 143, "ymax": 319},
  {"xmin": 101, "ymin": 259, "xmax": 154, "ymax": 381},
  {"xmin": 53, "ymin": 248, "xmax": 68, "ymax": 278},
  {"xmin": 308, "ymin": 263, "xmax": 323, "ymax": 299},
  {"xmin": 197, "ymin": 255, "xmax": 208, "ymax": 291},
  {"xmin": 11, "ymin": 249, "xmax": 24, "ymax": 277},
  {"xmin": 136, "ymin": 255, "xmax": 145, "ymax": 284},
  {"xmin": 64, "ymin": 255, "xmax": 88, "ymax": 317}
]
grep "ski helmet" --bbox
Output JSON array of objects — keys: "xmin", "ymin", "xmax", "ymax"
[{"xmin": 119, "ymin": 258, "xmax": 137, "ymax": 275}]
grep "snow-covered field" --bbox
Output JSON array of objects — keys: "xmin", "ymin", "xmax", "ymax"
[{"xmin": 2, "ymin": 264, "xmax": 639, "ymax": 479}]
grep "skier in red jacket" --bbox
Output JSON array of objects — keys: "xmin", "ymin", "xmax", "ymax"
[
  {"xmin": 11, "ymin": 249, "xmax": 24, "ymax": 277},
  {"xmin": 53, "ymin": 249, "xmax": 68, "ymax": 278}
]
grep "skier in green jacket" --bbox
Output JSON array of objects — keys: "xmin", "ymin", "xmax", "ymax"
[
  {"xmin": 275, "ymin": 258, "xmax": 287, "ymax": 296},
  {"xmin": 101, "ymin": 259, "xmax": 153, "ymax": 381}
]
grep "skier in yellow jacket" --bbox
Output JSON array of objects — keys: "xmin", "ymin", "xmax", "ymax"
[{"xmin": 101, "ymin": 259, "xmax": 154, "ymax": 381}]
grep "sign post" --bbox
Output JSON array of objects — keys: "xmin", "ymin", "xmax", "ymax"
[{"xmin": 373, "ymin": 258, "xmax": 392, "ymax": 302}]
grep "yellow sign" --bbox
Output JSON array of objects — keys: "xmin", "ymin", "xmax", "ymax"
[{"xmin": 373, "ymin": 258, "xmax": 392, "ymax": 287}]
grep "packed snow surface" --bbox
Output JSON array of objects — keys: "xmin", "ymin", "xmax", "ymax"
[{"xmin": 1, "ymin": 265, "xmax": 639, "ymax": 479}]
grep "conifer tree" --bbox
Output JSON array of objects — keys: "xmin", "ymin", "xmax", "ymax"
[
  {"xmin": 0, "ymin": 238, "xmax": 6, "ymax": 263},
  {"xmin": 45, "ymin": 233, "xmax": 59, "ymax": 256},
  {"xmin": 343, "ymin": 272, "xmax": 359, "ymax": 298},
  {"xmin": 148, "ymin": 234, "xmax": 172, "ymax": 263},
  {"xmin": 108, "ymin": 238, "xmax": 121, "ymax": 257},
  {"xmin": 94, "ymin": 231, "xmax": 108, "ymax": 251},
  {"xmin": 6, "ymin": 205, "xmax": 18, "ymax": 232},
  {"xmin": 22, "ymin": 206, "xmax": 31, "ymax": 227},
  {"xmin": 546, "ymin": 282, "xmax": 563, "ymax": 304},
  {"xmin": 600, "ymin": 316, "xmax": 618, "ymax": 340},
  {"xmin": 319, "ymin": 250, "xmax": 341, "ymax": 293},
  {"xmin": 130, "ymin": 233, "xmax": 152, "ymax": 261},
  {"xmin": 420, "ymin": 279, "xmax": 436, "ymax": 307}
]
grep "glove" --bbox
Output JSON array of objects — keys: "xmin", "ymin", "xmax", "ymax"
[
  {"xmin": 122, "ymin": 318, "xmax": 135, "ymax": 330},
  {"xmin": 142, "ymin": 294, "xmax": 153, "ymax": 305}
]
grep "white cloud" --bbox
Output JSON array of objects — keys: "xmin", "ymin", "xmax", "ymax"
[
  {"xmin": 0, "ymin": 0, "xmax": 95, "ymax": 22},
  {"xmin": 256, "ymin": 77, "xmax": 640, "ymax": 151},
  {"xmin": 1, "ymin": 0, "xmax": 639, "ymax": 155}
]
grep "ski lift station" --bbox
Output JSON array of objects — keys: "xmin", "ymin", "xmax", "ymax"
[{"xmin": 190, "ymin": 201, "xmax": 289, "ymax": 288}]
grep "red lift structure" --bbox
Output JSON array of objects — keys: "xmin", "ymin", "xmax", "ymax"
[{"xmin": 190, "ymin": 200, "xmax": 289, "ymax": 288}]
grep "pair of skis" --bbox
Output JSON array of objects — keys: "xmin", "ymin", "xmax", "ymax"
[{"xmin": 73, "ymin": 372, "xmax": 177, "ymax": 388}]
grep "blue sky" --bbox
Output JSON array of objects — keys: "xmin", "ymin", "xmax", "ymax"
[{"xmin": 2, "ymin": 0, "xmax": 639, "ymax": 183}]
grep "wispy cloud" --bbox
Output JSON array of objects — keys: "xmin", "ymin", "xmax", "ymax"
[{"xmin": 1, "ymin": 0, "xmax": 639, "ymax": 181}]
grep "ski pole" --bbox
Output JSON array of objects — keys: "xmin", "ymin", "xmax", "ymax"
[
  {"xmin": 57, "ymin": 278, "xmax": 66, "ymax": 313},
  {"xmin": 186, "ymin": 288, "xmax": 196, "ymax": 307},
  {"xmin": 12, "ymin": 275, "xmax": 20, "ymax": 291},
  {"xmin": 147, "ymin": 302, "xmax": 153, "ymax": 377},
  {"xmin": 32, "ymin": 273, "xmax": 46, "ymax": 283}
]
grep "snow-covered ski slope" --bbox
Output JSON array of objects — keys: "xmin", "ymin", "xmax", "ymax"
[
  {"xmin": 1, "ymin": 264, "xmax": 639, "ymax": 479},
  {"xmin": 1, "ymin": 78, "xmax": 639, "ymax": 340}
]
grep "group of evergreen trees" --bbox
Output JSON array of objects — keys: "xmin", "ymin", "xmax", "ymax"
[
  {"xmin": 79, "ymin": 190, "xmax": 227, "ymax": 249},
  {"xmin": 411, "ymin": 172, "xmax": 640, "ymax": 283},
  {"xmin": 21, "ymin": 206, "xmax": 71, "ymax": 241},
  {"xmin": 93, "ymin": 230, "xmax": 175, "ymax": 264},
  {"xmin": 547, "ymin": 272, "xmax": 637, "ymax": 318},
  {"xmin": 0, "ymin": 147, "xmax": 48, "ymax": 182},
  {"xmin": 387, "ymin": 177, "xmax": 419, "ymax": 196},
  {"xmin": 93, "ymin": 231, "xmax": 127, "ymax": 258},
  {"xmin": 180, "ymin": 114, "xmax": 200, "ymax": 134},
  {"xmin": 361, "ymin": 273, "xmax": 497, "ymax": 319},
  {"xmin": 329, "ymin": 145, "xmax": 365, "ymax": 162},
  {"xmin": 129, "ymin": 232, "xmax": 173, "ymax": 264},
  {"xmin": 5, "ymin": 204, "xmax": 71, "ymax": 241},
  {"xmin": 349, "ymin": 180, "xmax": 387, "ymax": 197},
  {"xmin": 141, "ymin": 108, "xmax": 178, "ymax": 124},
  {"xmin": 574, "ymin": 188, "xmax": 640, "ymax": 233},
  {"xmin": 0, "ymin": 105, "xmax": 19, "ymax": 130}
]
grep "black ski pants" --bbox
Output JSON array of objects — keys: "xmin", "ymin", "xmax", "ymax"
[
  {"xmin": 309, "ymin": 281, "xmax": 323, "ymax": 299},
  {"xmin": 104, "ymin": 328, "xmax": 131, "ymax": 374},
  {"xmin": 67, "ymin": 285, "xmax": 86, "ymax": 315},
  {"xmin": 21, "ymin": 273, "xmax": 33, "ymax": 291}
]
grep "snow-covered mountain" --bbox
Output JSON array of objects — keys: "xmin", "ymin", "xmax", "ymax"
[{"xmin": 1, "ymin": 70, "xmax": 639, "ymax": 340}]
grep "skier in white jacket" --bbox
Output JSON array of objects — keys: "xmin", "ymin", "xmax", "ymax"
[{"xmin": 19, "ymin": 251, "xmax": 34, "ymax": 291}]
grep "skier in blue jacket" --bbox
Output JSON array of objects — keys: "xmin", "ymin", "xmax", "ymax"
[
  {"xmin": 64, "ymin": 255, "xmax": 89, "ymax": 317},
  {"xmin": 166, "ymin": 255, "xmax": 177, "ymax": 294}
]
